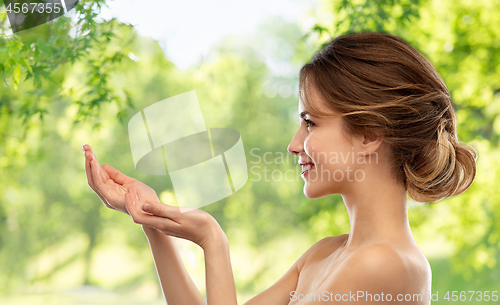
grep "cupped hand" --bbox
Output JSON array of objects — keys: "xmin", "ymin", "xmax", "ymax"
[
  {"xmin": 125, "ymin": 187, "xmax": 225, "ymax": 249},
  {"xmin": 83, "ymin": 144, "xmax": 159, "ymax": 215}
]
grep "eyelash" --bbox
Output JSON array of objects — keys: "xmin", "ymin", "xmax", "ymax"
[{"xmin": 304, "ymin": 118, "xmax": 316, "ymax": 127}]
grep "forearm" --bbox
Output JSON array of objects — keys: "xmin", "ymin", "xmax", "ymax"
[
  {"xmin": 203, "ymin": 231, "xmax": 238, "ymax": 305},
  {"xmin": 143, "ymin": 225, "xmax": 206, "ymax": 305}
]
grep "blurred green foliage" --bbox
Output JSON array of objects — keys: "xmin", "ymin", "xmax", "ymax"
[{"xmin": 0, "ymin": 0, "xmax": 498, "ymax": 304}]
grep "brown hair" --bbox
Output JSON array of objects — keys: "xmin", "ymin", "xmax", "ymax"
[{"xmin": 299, "ymin": 32, "xmax": 477, "ymax": 202}]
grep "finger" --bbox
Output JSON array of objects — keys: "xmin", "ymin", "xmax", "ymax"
[
  {"xmin": 141, "ymin": 200, "xmax": 182, "ymax": 221},
  {"xmin": 84, "ymin": 147, "xmax": 107, "ymax": 203},
  {"xmin": 89, "ymin": 148, "xmax": 111, "ymax": 182},
  {"xmin": 125, "ymin": 187, "xmax": 141, "ymax": 216},
  {"xmin": 91, "ymin": 157, "xmax": 111, "ymax": 190},
  {"xmin": 133, "ymin": 187, "xmax": 180, "ymax": 221},
  {"xmin": 126, "ymin": 188, "xmax": 179, "ymax": 229},
  {"xmin": 90, "ymin": 157, "xmax": 113, "ymax": 209},
  {"xmin": 84, "ymin": 147, "xmax": 96, "ymax": 189},
  {"xmin": 125, "ymin": 190, "xmax": 133, "ymax": 215},
  {"xmin": 84, "ymin": 144, "xmax": 95, "ymax": 159},
  {"xmin": 125, "ymin": 191, "xmax": 139, "ymax": 217},
  {"xmin": 83, "ymin": 144, "xmax": 94, "ymax": 155},
  {"xmin": 91, "ymin": 158, "xmax": 104, "ymax": 186},
  {"xmin": 83, "ymin": 145, "xmax": 111, "ymax": 184},
  {"xmin": 137, "ymin": 189, "xmax": 148, "ymax": 205},
  {"xmin": 83, "ymin": 145, "xmax": 107, "ymax": 177},
  {"xmin": 102, "ymin": 164, "xmax": 129, "ymax": 185},
  {"xmin": 98, "ymin": 166, "xmax": 111, "ymax": 186}
]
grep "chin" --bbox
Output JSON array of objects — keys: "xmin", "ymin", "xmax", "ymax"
[
  {"xmin": 303, "ymin": 184, "xmax": 331, "ymax": 199},
  {"xmin": 303, "ymin": 174, "xmax": 344, "ymax": 198}
]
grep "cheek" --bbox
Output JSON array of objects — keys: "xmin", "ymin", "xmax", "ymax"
[
  {"xmin": 303, "ymin": 137, "xmax": 318, "ymax": 158},
  {"xmin": 304, "ymin": 135, "xmax": 350, "ymax": 167},
  {"xmin": 304, "ymin": 137, "xmax": 332, "ymax": 165}
]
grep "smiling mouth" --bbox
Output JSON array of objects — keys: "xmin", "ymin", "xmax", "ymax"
[{"xmin": 301, "ymin": 163, "xmax": 315, "ymax": 176}]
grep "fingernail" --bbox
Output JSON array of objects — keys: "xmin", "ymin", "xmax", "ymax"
[{"xmin": 143, "ymin": 204, "xmax": 151, "ymax": 212}]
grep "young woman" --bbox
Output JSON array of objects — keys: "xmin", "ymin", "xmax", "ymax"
[{"xmin": 83, "ymin": 32, "xmax": 477, "ymax": 304}]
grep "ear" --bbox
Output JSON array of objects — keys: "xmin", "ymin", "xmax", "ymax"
[{"xmin": 359, "ymin": 132, "xmax": 384, "ymax": 156}]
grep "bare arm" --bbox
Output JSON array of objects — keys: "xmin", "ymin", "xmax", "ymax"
[
  {"xmin": 128, "ymin": 188, "xmax": 334, "ymax": 305},
  {"xmin": 203, "ymin": 232, "xmax": 237, "ymax": 305},
  {"xmin": 126, "ymin": 188, "xmax": 238, "ymax": 305},
  {"xmin": 84, "ymin": 144, "xmax": 329, "ymax": 305},
  {"xmin": 242, "ymin": 237, "xmax": 333, "ymax": 305},
  {"xmin": 83, "ymin": 144, "xmax": 205, "ymax": 304},
  {"xmin": 142, "ymin": 225, "xmax": 206, "ymax": 305}
]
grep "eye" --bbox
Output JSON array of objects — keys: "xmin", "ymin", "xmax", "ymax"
[{"xmin": 304, "ymin": 118, "xmax": 316, "ymax": 128}]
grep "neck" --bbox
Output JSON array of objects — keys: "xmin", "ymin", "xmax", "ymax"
[{"xmin": 341, "ymin": 165, "xmax": 414, "ymax": 250}]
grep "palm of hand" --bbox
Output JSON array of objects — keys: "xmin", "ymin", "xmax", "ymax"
[
  {"xmin": 104, "ymin": 172, "xmax": 159, "ymax": 212},
  {"xmin": 101, "ymin": 164, "xmax": 159, "ymax": 214},
  {"xmin": 84, "ymin": 145, "xmax": 159, "ymax": 215}
]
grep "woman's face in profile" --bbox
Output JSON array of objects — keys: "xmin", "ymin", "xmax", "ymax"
[{"xmin": 288, "ymin": 86, "xmax": 366, "ymax": 199}]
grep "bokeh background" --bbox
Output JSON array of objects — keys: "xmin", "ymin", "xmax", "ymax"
[{"xmin": 0, "ymin": 0, "xmax": 499, "ymax": 304}]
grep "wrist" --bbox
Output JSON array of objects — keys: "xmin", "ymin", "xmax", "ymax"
[
  {"xmin": 202, "ymin": 225, "xmax": 228, "ymax": 253},
  {"xmin": 142, "ymin": 224, "xmax": 159, "ymax": 236}
]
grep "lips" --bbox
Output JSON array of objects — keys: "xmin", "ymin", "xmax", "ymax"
[{"xmin": 300, "ymin": 163, "xmax": 315, "ymax": 175}]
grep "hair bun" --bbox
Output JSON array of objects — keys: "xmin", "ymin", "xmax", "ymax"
[{"xmin": 404, "ymin": 118, "xmax": 477, "ymax": 202}]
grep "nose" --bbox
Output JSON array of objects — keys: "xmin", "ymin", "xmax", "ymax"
[{"xmin": 287, "ymin": 126, "xmax": 305, "ymax": 156}]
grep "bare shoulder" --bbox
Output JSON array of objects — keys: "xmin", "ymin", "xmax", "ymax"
[
  {"xmin": 312, "ymin": 234, "xmax": 349, "ymax": 250},
  {"xmin": 325, "ymin": 242, "xmax": 431, "ymax": 301},
  {"xmin": 296, "ymin": 234, "xmax": 349, "ymax": 271},
  {"xmin": 346, "ymin": 242, "xmax": 421, "ymax": 274}
]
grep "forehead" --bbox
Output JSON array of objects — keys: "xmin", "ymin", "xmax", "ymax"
[{"xmin": 298, "ymin": 82, "xmax": 333, "ymax": 116}]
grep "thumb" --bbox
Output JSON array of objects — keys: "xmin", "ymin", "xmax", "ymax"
[
  {"xmin": 142, "ymin": 201, "xmax": 182, "ymax": 220},
  {"xmin": 102, "ymin": 164, "xmax": 128, "ymax": 184}
]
